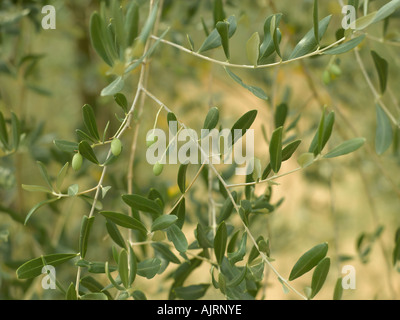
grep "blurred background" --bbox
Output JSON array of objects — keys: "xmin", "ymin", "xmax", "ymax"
[{"xmin": 0, "ymin": 0, "xmax": 399, "ymax": 300}]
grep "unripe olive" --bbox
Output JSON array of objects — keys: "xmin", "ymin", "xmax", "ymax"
[
  {"xmin": 146, "ymin": 131, "xmax": 158, "ymax": 147},
  {"xmin": 153, "ymin": 161, "xmax": 164, "ymax": 176},
  {"xmin": 111, "ymin": 138, "xmax": 122, "ymax": 156},
  {"xmin": 329, "ymin": 64, "xmax": 342, "ymax": 76},
  {"xmin": 322, "ymin": 70, "xmax": 331, "ymax": 85},
  {"xmin": 72, "ymin": 153, "xmax": 83, "ymax": 171}
]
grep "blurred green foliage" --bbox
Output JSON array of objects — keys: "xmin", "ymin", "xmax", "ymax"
[{"xmin": 0, "ymin": 0, "xmax": 399, "ymax": 300}]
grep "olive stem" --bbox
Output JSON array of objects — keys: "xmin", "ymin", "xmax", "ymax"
[{"xmin": 150, "ymin": 35, "xmax": 346, "ymax": 69}]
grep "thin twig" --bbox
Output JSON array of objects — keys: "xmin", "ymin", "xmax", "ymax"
[
  {"xmin": 227, "ymin": 166, "xmax": 304, "ymax": 188},
  {"xmin": 151, "ymin": 35, "xmax": 346, "ymax": 70},
  {"xmin": 126, "ymin": 0, "xmax": 161, "ymax": 243}
]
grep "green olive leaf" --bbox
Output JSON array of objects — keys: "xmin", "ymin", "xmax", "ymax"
[
  {"xmin": 137, "ymin": 258, "xmax": 162, "ymax": 279},
  {"xmin": 79, "ymin": 216, "xmax": 95, "ymax": 259},
  {"xmin": 78, "ymin": 141, "xmax": 99, "ymax": 164},
  {"xmin": 166, "ymin": 224, "xmax": 188, "ymax": 253},
  {"xmin": 151, "ymin": 215, "xmax": 178, "ymax": 232},
  {"xmin": 289, "ymin": 15, "xmax": 332, "ymax": 59},
  {"xmin": 269, "ymin": 127, "xmax": 283, "ymax": 173},
  {"xmin": 82, "ymin": 104, "xmax": 100, "ymax": 141},
  {"xmin": 198, "ymin": 15, "xmax": 237, "ymax": 53},
  {"xmin": 289, "ymin": 242, "xmax": 328, "ymax": 281},
  {"xmin": 214, "ymin": 221, "xmax": 227, "ymax": 265},
  {"xmin": 246, "ymin": 32, "xmax": 260, "ymax": 66},
  {"xmin": 122, "ymin": 194, "xmax": 163, "ymax": 217},
  {"xmin": 17, "ymin": 253, "xmax": 78, "ymax": 279},
  {"xmin": 177, "ymin": 163, "xmax": 189, "ymax": 193},
  {"xmin": 323, "ymin": 138, "xmax": 366, "ymax": 158},
  {"xmin": 216, "ymin": 21, "xmax": 230, "ymax": 60},
  {"xmin": 100, "ymin": 211, "xmax": 147, "ymax": 235},
  {"xmin": 174, "ymin": 284, "xmax": 210, "ymax": 300},
  {"xmin": 375, "ymin": 104, "xmax": 393, "ymax": 155},
  {"xmin": 230, "ymin": 110, "xmax": 258, "ymax": 145},
  {"xmin": 371, "ymin": 51, "xmax": 389, "ymax": 94},
  {"xmin": 106, "ymin": 219, "xmax": 127, "ymax": 249},
  {"xmin": 310, "ymin": 257, "xmax": 331, "ymax": 298}
]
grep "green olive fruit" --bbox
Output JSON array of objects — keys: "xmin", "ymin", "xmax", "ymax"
[
  {"xmin": 322, "ymin": 70, "xmax": 331, "ymax": 85},
  {"xmin": 72, "ymin": 153, "xmax": 83, "ymax": 171},
  {"xmin": 111, "ymin": 138, "xmax": 122, "ymax": 156},
  {"xmin": 146, "ymin": 132, "xmax": 158, "ymax": 147},
  {"xmin": 329, "ymin": 64, "xmax": 342, "ymax": 76},
  {"xmin": 153, "ymin": 161, "xmax": 164, "ymax": 176}
]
